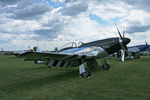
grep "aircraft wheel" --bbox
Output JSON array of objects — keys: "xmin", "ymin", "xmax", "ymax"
[
  {"xmin": 80, "ymin": 68, "xmax": 91, "ymax": 78},
  {"xmin": 102, "ymin": 64, "xmax": 110, "ymax": 70}
]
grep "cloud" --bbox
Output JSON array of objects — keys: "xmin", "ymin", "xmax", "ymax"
[
  {"xmin": 1, "ymin": 0, "xmax": 150, "ymax": 50},
  {"xmin": 33, "ymin": 9, "xmax": 70, "ymax": 40},
  {"xmin": 10, "ymin": 3, "xmax": 50, "ymax": 20},
  {"xmin": 0, "ymin": 0, "xmax": 50, "ymax": 20},
  {"xmin": 123, "ymin": 0, "xmax": 150, "ymax": 12},
  {"xmin": 60, "ymin": 1, "xmax": 88, "ymax": 16},
  {"xmin": 88, "ymin": 0, "xmax": 131, "ymax": 21},
  {"xmin": 0, "ymin": 0, "xmax": 19, "ymax": 6},
  {"xmin": 126, "ymin": 25, "xmax": 150, "ymax": 33},
  {"xmin": 52, "ymin": 0, "xmax": 77, "ymax": 3},
  {"xmin": 120, "ymin": 9, "xmax": 150, "ymax": 34},
  {"xmin": 10, "ymin": 5, "xmax": 49, "ymax": 19},
  {"xmin": 34, "ymin": 28, "xmax": 60, "ymax": 39},
  {"xmin": 0, "ymin": 19, "xmax": 41, "ymax": 35},
  {"xmin": 0, "ymin": 0, "xmax": 32, "ymax": 9}
]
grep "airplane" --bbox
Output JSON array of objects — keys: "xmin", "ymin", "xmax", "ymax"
[
  {"xmin": 0, "ymin": 48, "xmax": 15, "ymax": 55},
  {"xmin": 15, "ymin": 46, "xmax": 40, "ymax": 56},
  {"xmin": 0, "ymin": 50, "xmax": 14, "ymax": 55},
  {"xmin": 114, "ymin": 41, "xmax": 150, "ymax": 61},
  {"xmin": 18, "ymin": 33, "xmax": 130, "ymax": 78},
  {"xmin": 148, "ymin": 45, "xmax": 150, "ymax": 52},
  {"xmin": 114, "ymin": 25, "xmax": 149, "ymax": 61},
  {"xmin": 127, "ymin": 42, "xmax": 149, "ymax": 59}
]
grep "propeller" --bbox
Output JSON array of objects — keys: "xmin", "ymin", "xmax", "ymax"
[
  {"xmin": 145, "ymin": 41, "xmax": 150, "ymax": 54},
  {"xmin": 145, "ymin": 40, "xmax": 148, "ymax": 46},
  {"xmin": 115, "ymin": 24, "xmax": 129, "ymax": 62},
  {"xmin": 145, "ymin": 41, "xmax": 150, "ymax": 52}
]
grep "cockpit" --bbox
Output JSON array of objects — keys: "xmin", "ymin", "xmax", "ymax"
[{"xmin": 59, "ymin": 42, "xmax": 84, "ymax": 52}]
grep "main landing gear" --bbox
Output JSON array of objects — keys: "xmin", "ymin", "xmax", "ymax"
[
  {"xmin": 79, "ymin": 58, "xmax": 111, "ymax": 78},
  {"xmin": 101, "ymin": 58, "xmax": 111, "ymax": 70},
  {"xmin": 79, "ymin": 64, "xmax": 91, "ymax": 78}
]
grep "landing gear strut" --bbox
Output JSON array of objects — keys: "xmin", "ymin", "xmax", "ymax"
[
  {"xmin": 101, "ymin": 58, "xmax": 110, "ymax": 70},
  {"xmin": 48, "ymin": 66, "xmax": 51, "ymax": 69}
]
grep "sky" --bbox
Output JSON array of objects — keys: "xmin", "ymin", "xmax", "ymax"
[{"xmin": 0, "ymin": 0, "xmax": 150, "ymax": 51}]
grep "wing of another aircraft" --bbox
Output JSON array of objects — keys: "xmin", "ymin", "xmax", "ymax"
[
  {"xmin": 128, "ymin": 44, "xmax": 149, "ymax": 53},
  {"xmin": 128, "ymin": 47, "xmax": 140, "ymax": 53}
]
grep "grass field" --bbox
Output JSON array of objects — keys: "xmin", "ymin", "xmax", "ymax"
[{"xmin": 0, "ymin": 54, "xmax": 150, "ymax": 100}]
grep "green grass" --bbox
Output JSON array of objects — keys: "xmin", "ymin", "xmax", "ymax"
[{"xmin": 0, "ymin": 54, "xmax": 150, "ymax": 100}]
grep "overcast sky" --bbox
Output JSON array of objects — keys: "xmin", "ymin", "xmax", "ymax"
[{"xmin": 0, "ymin": 0, "xmax": 150, "ymax": 51}]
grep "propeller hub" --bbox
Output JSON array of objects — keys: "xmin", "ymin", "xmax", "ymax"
[{"xmin": 123, "ymin": 37, "xmax": 131, "ymax": 45}]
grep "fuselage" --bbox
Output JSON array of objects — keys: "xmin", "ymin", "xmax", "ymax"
[
  {"xmin": 128, "ymin": 44, "xmax": 149, "ymax": 53},
  {"xmin": 59, "ymin": 37, "xmax": 130, "ymax": 58},
  {"xmin": 19, "ymin": 37, "xmax": 130, "ymax": 68}
]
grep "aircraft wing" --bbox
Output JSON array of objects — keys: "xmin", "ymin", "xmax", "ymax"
[
  {"xmin": 128, "ymin": 47, "xmax": 140, "ymax": 53},
  {"xmin": 128, "ymin": 45, "xmax": 149, "ymax": 53},
  {"xmin": 19, "ymin": 52, "xmax": 82, "ymax": 61},
  {"xmin": 19, "ymin": 52, "xmax": 88, "ymax": 67},
  {"xmin": 18, "ymin": 46, "xmax": 105, "ymax": 67}
]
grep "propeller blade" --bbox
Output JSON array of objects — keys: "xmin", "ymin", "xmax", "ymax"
[
  {"xmin": 121, "ymin": 49, "xmax": 125, "ymax": 62},
  {"xmin": 115, "ymin": 24, "xmax": 130, "ymax": 62},
  {"xmin": 123, "ymin": 26, "xmax": 125, "ymax": 38},
  {"xmin": 145, "ymin": 40, "xmax": 148, "ymax": 45},
  {"xmin": 115, "ymin": 24, "xmax": 123, "ymax": 39},
  {"xmin": 125, "ymin": 45, "xmax": 130, "ymax": 57},
  {"xmin": 123, "ymin": 32, "xmax": 125, "ymax": 38}
]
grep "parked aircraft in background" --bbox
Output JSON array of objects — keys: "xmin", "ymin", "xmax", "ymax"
[
  {"xmin": 0, "ymin": 50, "xmax": 14, "ymax": 55},
  {"xmin": 0, "ymin": 46, "xmax": 40, "ymax": 56},
  {"xmin": 128, "ymin": 42, "xmax": 149, "ymax": 58},
  {"xmin": 0, "ymin": 48, "xmax": 14, "ymax": 55},
  {"xmin": 14, "ymin": 46, "xmax": 40, "ymax": 56},
  {"xmin": 114, "ymin": 25, "xmax": 149, "ymax": 61},
  {"xmin": 124, "ymin": 41, "xmax": 149, "ymax": 59},
  {"xmin": 115, "ymin": 42, "xmax": 150, "ymax": 60}
]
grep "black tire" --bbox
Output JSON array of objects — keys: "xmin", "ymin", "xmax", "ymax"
[
  {"xmin": 80, "ymin": 68, "xmax": 91, "ymax": 77},
  {"xmin": 102, "ymin": 64, "xmax": 110, "ymax": 70}
]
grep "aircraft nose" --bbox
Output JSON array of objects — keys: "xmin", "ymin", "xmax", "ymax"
[{"xmin": 123, "ymin": 38, "xmax": 131, "ymax": 45}]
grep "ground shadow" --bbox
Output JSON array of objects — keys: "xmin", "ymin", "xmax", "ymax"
[{"xmin": 1, "ymin": 69, "xmax": 78, "ymax": 94}]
